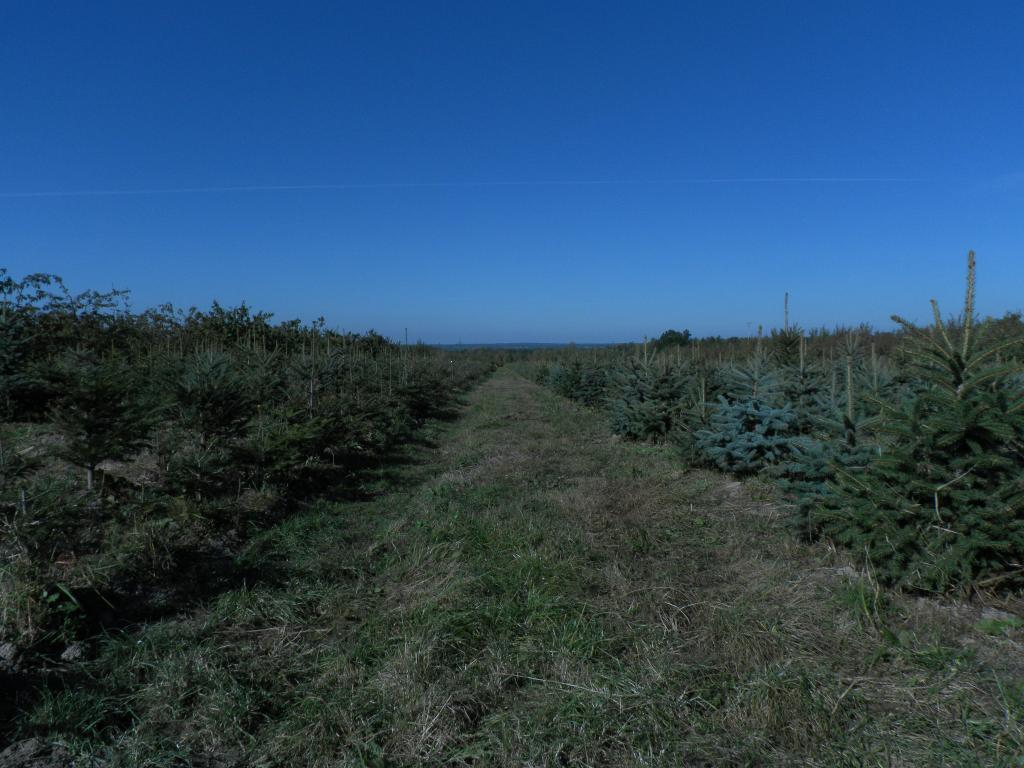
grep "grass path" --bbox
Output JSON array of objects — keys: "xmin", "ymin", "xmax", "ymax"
[{"xmin": 23, "ymin": 368, "xmax": 1023, "ymax": 766}]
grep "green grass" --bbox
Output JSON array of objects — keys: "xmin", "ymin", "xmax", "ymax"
[{"xmin": 10, "ymin": 368, "xmax": 1024, "ymax": 766}]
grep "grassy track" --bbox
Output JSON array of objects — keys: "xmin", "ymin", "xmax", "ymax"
[{"xmin": 20, "ymin": 368, "xmax": 1024, "ymax": 766}]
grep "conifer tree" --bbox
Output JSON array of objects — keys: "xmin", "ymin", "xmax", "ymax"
[
  {"xmin": 607, "ymin": 357, "xmax": 689, "ymax": 440},
  {"xmin": 697, "ymin": 398, "xmax": 803, "ymax": 474},
  {"xmin": 669, "ymin": 366, "xmax": 720, "ymax": 460},
  {"xmin": 774, "ymin": 363, "xmax": 874, "ymax": 539},
  {"xmin": 696, "ymin": 350, "xmax": 806, "ymax": 474},
  {"xmin": 174, "ymin": 352, "xmax": 256, "ymax": 444},
  {"xmin": 0, "ymin": 312, "xmax": 35, "ymax": 419},
  {"xmin": 769, "ymin": 325, "xmax": 803, "ymax": 368},
  {"xmin": 818, "ymin": 253, "xmax": 1024, "ymax": 589},
  {"xmin": 50, "ymin": 353, "xmax": 152, "ymax": 490},
  {"xmin": 777, "ymin": 334, "xmax": 829, "ymax": 435},
  {"xmin": 577, "ymin": 365, "xmax": 609, "ymax": 407},
  {"xmin": 550, "ymin": 359, "xmax": 584, "ymax": 401}
]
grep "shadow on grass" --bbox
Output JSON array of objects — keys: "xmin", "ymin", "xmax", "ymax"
[{"xmin": 1, "ymin": 396, "xmax": 471, "ymax": 747}]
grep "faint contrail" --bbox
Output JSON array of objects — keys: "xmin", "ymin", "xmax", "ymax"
[{"xmin": 0, "ymin": 177, "xmax": 917, "ymax": 199}]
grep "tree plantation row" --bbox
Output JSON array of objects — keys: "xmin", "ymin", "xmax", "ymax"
[
  {"xmin": 2, "ymin": 254, "xmax": 1022, "ymax": 706},
  {"xmin": 533, "ymin": 254, "xmax": 1024, "ymax": 592},
  {"xmin": 0, "ymin": 269, "xmax": 498, "ymax": 661}
]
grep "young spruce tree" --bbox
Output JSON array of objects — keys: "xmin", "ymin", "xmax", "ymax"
[
  {"xmin": 819, "ymin": 252, "xmax": 1024, "ymax": 590},
  {"xmin": 696, "ymin": 349, "xmax": 805, "ymax": 474},
  {"xmin": 50, "ymin": 353, "xmax": 152, "ymax": 490}
]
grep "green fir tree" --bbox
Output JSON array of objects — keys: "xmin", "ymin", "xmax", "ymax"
[
  {"xmin": 818, "ymin": 252, "xmax": 1024, "ymax": 590},
  {"xmin": 50, "ymin": 353, "xmax": 152, "ymax": 490}
]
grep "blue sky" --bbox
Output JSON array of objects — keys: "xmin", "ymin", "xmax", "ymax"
[{"xmin": 1, "ymin": 2, "xmax": 1022, "ymax": 342}]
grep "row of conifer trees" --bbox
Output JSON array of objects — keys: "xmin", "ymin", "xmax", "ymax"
[
  {"xmin": 536, "ymin": 254, "xmax": 1024, "ymax": 592},
  {"xmin": 0, "ymin": 270, "xmax": 497, "ymax": 645}
]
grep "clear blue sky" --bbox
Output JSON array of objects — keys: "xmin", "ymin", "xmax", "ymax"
[{"xmin": 1, "ymin": 2, "xmax": 1022, "ymax": 342}]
